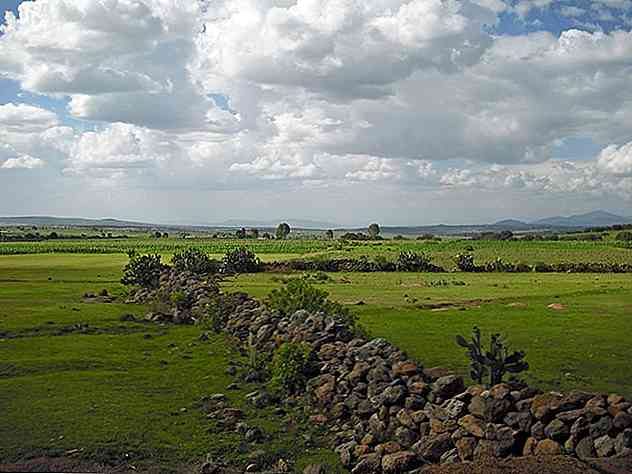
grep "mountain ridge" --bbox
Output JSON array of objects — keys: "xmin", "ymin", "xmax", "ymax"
[{"xmin": 0, "ymin": 210, "xmax": 630, "ymax": 233}]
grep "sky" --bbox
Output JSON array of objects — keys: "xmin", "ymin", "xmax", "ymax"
[{"xmin": 0, "ymin": 0, "xmax": 631, "ymax": 226}]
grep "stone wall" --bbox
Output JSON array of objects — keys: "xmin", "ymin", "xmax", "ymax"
[{"xmin": 133, "ymin": 272, "xmax": 632, "ymax": 473}]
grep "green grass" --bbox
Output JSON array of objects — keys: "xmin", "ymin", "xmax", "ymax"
[
  {"xmin": 2, "ymin": 250, "xmax": 632, "ymax": 470},
  {"xmin": 225, "ymin": 271, "xmax": 632, "ymax": 397},
  {"xmin": 0, "ymin": 255, "xmax": 342, "ymax": 472},
  {"xmin": 2, "ymin": 237, "xmax": 632, "ymax": 269}
]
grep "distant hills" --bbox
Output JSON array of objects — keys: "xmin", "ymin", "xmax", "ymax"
[
  {"xmin": 530, "ymin": 210, "xmax": 632, "ymax": 228},
  {"xmin": 0, "ymin": 210, "xmax": 630, "ymax": 235},
  {"xmin": 219, "ymin": 218, "xmax": 338, "ymax": 230}
]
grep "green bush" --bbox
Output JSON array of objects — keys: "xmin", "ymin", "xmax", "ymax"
[
  {"xmin": 616, "ymin": 231, "xmax": 632, "ymax": 242},
  {"xmin": 222, "ymin": 247, "xmax": 262, "ymax": 273},
  {"xmin": 202, "ymin": 292, "xmax": 249, "ymax": 333},
  {"xmin": 121, "ymin": 250, "xmax": 164, "ymax": 288},
  {"xmin": 267, "ymin": 279, "xmax": 346, "ymax": 317},
  {"xmin": 171, "ymin": 248, "xmax": 219, "ymax": 275},
  {"xmin": 271, "ymin": 342, "xmax": 319, "ymax": 394},
  {"xmin": 454, "ymin": 253, "xmax": 479, "ymax": 272}
]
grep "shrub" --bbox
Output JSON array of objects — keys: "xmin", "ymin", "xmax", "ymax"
[
  {"xmin": 396, "ymin": 251, "xmax": 441, "ymax": 272},
  {"xmin": 171, "ymin": 248, "xmax": 219, "ymax": 275},
  {"xmin": 270, "ymin": 342, "xmax": 318, "ymax": 394},
  {"xmin": 616, "ymin": 231, "xmax": 632, "ymax": 241},
  {"xmin": 456, "ymin": 327, "xmax": 529, "ymax": 385},
  {"xmin": 121, "ymin": 250, "xmax": 164, "ymax": 288},
  {"xmin": 222, "ymin": 247, "xmax": 262, "ymax": 273},
  {"xmin": 455, "ymin": 253, "xmax": 479, "ymax": 272},
  {"xmin": 202, "ymin": 292, "xmax": 250, "ymax": 333},
  {"xmin": 267, "ymin": 279, "xmax": 360, "ymax": 333}
]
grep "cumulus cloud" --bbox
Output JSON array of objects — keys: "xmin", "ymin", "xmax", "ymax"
[
  {"xmin": 597, "ymin": 142, "xmax": 632, "ymax": 176},
  {"xmin": 1, "ymin": 155, "xmax": 45, "ymax": 169},
  {"xmin": 0, "ymin": 103, "xmax": 59, "ymax": 132},
  {"xmin": 1, "ymin": 0, "xmax": 632, "ymax": 222},
  {"xmin": 0, "ymin": 0, "xmax": 232, "ymax": 130}
]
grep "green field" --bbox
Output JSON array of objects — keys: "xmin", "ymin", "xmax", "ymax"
[
  {"xmin": 2, "ymin": 237, "xmax": 632, "ymax": 269},
  {"xmin": 0, "ymin": 255, "xmax": 341, "ymax": 472},
  {"xmin": 1, "ymin": 239, "xmax": 631, "ymax": 470}
]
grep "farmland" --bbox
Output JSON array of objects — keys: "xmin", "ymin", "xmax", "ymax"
[
  {"xmin": 1, "ymin": 236, "xmax": 632, "ymax": 269},
  {"xmin": 1, "ymin": 236, "xmax": 631, "ymax": 471}
]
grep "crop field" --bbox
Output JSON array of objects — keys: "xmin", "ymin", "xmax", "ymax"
[
  {"xmin": 1, "ymin": 237, "xmax": 632, "ymax": 269},
  {"xmin": 1, "ymin": 240, "xmax": 631, "ymax": 470}
]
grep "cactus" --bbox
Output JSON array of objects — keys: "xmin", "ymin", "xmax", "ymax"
[{"xmin": 456, "ymin": 327, "xmax": 529, "ymax": 385}]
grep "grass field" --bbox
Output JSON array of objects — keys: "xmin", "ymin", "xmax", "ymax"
[
  {"xmin": 1, "ymin": 237, "xmax": 632, "ymax": 269},
  {"xmin": 1, "ymin": 240, "xmax": 631, "ymax": 469},
  {"xmin": 0, "ymin": 255, "xmax": 342, "ymax": 472}
]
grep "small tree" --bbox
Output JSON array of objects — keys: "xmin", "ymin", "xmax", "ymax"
[
  {"xmin": 249, "ymin": 228, "xmax": 260, "ymax": 239},
  {"xmin": 276, "ymin": 222, "xmax": 291, "ymax": 240},
  {"xmin": 236, "ymin": 227, "xmax": 247, "ymax": 239},
  {"xmin": 121, "ymin": 250, "xmax": 164, "ymax": 288},
  {"xmin": 325, "ymin": 229, "xmax": 334, "ymax": 240},
  {"xmin": 368, "ymin": 223, "xmax": 381, "ymax": 239}
]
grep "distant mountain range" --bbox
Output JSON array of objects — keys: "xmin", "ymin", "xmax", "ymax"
[
  {"xmin": 0, "ymin": 210, "xmax": 630, "ymax": 234},
  {"xmin": 219, "ymin": 218, "xmax": 338, "ymax": 230},
  {"xmin": 529, "ymin": 211, "xmax": 632, "ymax": 228}
]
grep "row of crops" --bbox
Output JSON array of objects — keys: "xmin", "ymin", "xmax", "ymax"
[{"xmin": 0, "ymin": 237, "xmax": 630, "ymax": 267}]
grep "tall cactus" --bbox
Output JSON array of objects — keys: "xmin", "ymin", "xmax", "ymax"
[{"xmin": 456, "ymin": 326, "xmax": 529, "ymax": 385}]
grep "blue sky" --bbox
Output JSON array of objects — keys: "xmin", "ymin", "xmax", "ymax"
[{"xmin": 0, "ymin": 0, "xmax": 631, "ymax": 225}]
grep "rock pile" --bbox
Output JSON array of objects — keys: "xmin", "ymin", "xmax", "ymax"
[
  {"xmin": 216, "ymin": 297, "xmax": 632, "ymax": 472},
  {"xmin": 126, "ymin": 269, "xmax": 219, "ymax": 324},
  {"xmin": 130, "ymin": 273, "xmax": 632, "ymax": 472}
]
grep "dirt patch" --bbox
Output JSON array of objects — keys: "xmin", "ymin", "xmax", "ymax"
[
  {"xmin": 418, "ymin": 299, "xmax": 491, "ymax": 311},
  {"xmin": 547, "ymin": 303, "xmax": 567, "ymax": 311},
  {"xmin": 0, "ymin": 456, "xmax": 197, "ymax": 474},
  {"xmin": 507, "ymin": 302, "xmax": 528, "ymax": 308}
]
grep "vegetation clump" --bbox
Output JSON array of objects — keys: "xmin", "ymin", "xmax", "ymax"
[
  {"xmin": 222, "ymin": 247, "xmax": 262, "ymax": 274},
  {"xmin": 396, "ymin": 250, "xmax": 442, "ymax": 272},
  {"xmin": 270, "ymin": 342, "xmax": 319, "ymax": 394},
  {"xmin": 267, "ymin": 279, "xmax": 350, "ymax": 318},
  {"xmin": 121, "ymin": 250, "xmax": 164, "ymax": 288},
  {"xmin": 456, "ymin": 326, "xmax": 529, "ymax": 385},
  {"xmin": 171, "ymin": 248, "xmax": 219, "ymax": 275}
]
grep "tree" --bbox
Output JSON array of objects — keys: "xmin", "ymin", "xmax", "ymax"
[
  {"xmin": 325, "ymin": 229, "xmax": 334, "ymax": 240},
  {"xmin": 276, "ymin": 222, "xmax": 291, "ymax": 240},
  {"xmin": 249, "ymin": 228, "xmax": 260, "ymax": 239},
  {"xmin": 236, "ymin": 227, "xmax": 247, "ymax": 239},
  {"xmin": 368, "ymin": 223, "xmax": 381, "ymax": 239}
]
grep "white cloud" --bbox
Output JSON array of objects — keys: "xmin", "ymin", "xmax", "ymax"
[
  {"xmin": 597, "ymin": 142, "xmax": 632, "ymax": 176},
  {"xmin": 1, "ymin": 155, "xmax": 45, "ymax": 169},
  {"xmin": 0, "ymin": 0, "xmax": 230, "ymax": 130},
  {"xmin": 0, "ymin": 103, "xmax": 59, "ymax": 132}
]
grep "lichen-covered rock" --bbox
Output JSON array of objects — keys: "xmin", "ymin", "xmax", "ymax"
[
  {"xmin": 534, "ymin": 439, "xmax": 562, "ymax": 455},
  {"xmin": 381, "ymin": 451, "xmax": 419, "ymax": 473}
]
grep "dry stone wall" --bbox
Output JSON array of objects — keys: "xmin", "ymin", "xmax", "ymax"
[{"xmin": 134, "ymin": 271, "xmax": 632, "ymax": 473}]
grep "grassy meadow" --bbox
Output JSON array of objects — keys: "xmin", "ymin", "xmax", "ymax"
[{"xmin": 1, "ymin": 237, "xmax": 631, "ymax": 470}]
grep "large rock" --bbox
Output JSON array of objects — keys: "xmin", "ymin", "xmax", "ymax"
[
  {"xmin": 469, "ymin": 395, "xmax": 512, "ymax": 422},
  {"xmin": 531, "ymin": 393, "xmax": 563, "ymax": 420},
  {"xmin": 431, "ymin": 376, "xmax": 465, "ymax": 401},
  {"xmin": 455, "ymin": 437, "xmax": 477, "ymax": 461},
  {"xmin": 413, "ymin": 432, "xmax": 454, "ymax": 462},
  {"xmin": 544, "ymin": 419, "xmax": 570, "ymax": 442},
  {"xmin": 351, "ymin": 454, "xmax": 381, "ymax": 474},
  {"xmin": 393, "ymin": 361, "xmax": 420, "ymax": 377},
  {"xmin": 594, "ymin": 435, "xmax": 616, "ymax": 457},
  {"xmin": 534, "ymin": 439, "xmax": 562, "ymax": 455},
  {"xmin": 459, "ymin": 415, "xmax": 486, "ymax": 437},
  {"xmin": 381, "ymin": 451, "xmax": 419, "ymax": 473}
]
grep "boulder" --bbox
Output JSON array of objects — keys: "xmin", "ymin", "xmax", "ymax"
[
  {"xmin": 381, "ymin": 451, "xmax": 419, "ymax": 473},
  {"xmin": 534, "ymin": 439, "xmax": 562, "ymax": 455}
]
